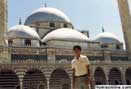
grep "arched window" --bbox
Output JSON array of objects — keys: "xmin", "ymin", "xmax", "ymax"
[
  {"xmin": 116, "ymin": 45, "xmax": 120, "ymax": 49},
  {"xmin": 50, "ymin": 69, "xmax": 71, "ymax": 89},
  {"xmin": 0, "ymin": 70, "xmax": 19, "ymax": 88},
  {"xmin": 109, "ymin": 68, "xmax": 122, "ymax": 85},
  {"xmin": 125, "ymin": 68, "xmax": 131, "ymax": 85},
  {"xmin": 101, "ymin": 44, "xmax": 108, "ymax": 48},
  {"xmin": 23, "ymin": 69, "xmax": 47, "ymax": 89},
  {"xmin": 8, "ymin": 39, "xmax": 13, "ymax": 46},
  {"xmin": 25, "ymin": 39, "xmax": 31, "ymax": 46},
  {"xmin": 96, "ymin": 81, "xmax": 102, "ymax": 85},
  {"xmin": 39, "ymin": 41, "xmax": 47, "ymax": 46},
  {"xmin": 63, "ymin": 24, "xmax": 68, "ymax": 28},
  {"xmin": 39, "ymin": 41, "xmax": 43, "ymax": 46},
  {"xmin": 126, "ymin": 80, "xmax": 130, "ymax": 85},
  {"xmin": 94, "ymin": 67, "xmax": 106, "ymax": 85},
  {"xmin": 114, "ymin": 80, "xmax": 119, "ymax": 85},
  {"xmin": 50, "ymin": 22, "xmax": 55, "ymax": 27}
]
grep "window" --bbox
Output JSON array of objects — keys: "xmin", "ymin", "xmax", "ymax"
[
  {"xmin": 49, "ymin": 22, "xmax": 55, "ymax": 27},
  {"xmin": 116, "ymin": 45, "xmax": 120, "ymax": 49},
  {"xmin": 96, "ymin": 81, "xmax": 102, "ymax": 85},
  {"xmin": 39, "ymin": 41, "xmax": 42, "ymax": 46},
  {"xmin": 114, "ymin": 80, "xmax": 119, "ymax": 85},
  {"xmin": 101, "ymin": 44, "xmax": 108, "ymax": 48},
  {"xmin": 126, "ymin": 80, "xmax": 130, "ymax": 85},
  {"xmin": 25, "ymin": 39, "xmax": 31, "ymax": 46},
  {"xmin": 63, "ymin": 24, "xmax": 68, "ymax": 28},
  {"xmin": 39, "ymin": 41, "xmax": 47, "ymax": 46},
  {"xmin": 8, "ymin": 40, "xmax": 13, "ymax": 46}
]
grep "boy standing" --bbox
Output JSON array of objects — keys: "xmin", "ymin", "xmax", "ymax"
[{"xmin": 72, "ymin": 45, "xmax": 91, "ymax": 89}]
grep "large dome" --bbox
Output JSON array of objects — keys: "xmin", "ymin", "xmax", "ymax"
[
  {"xmin": 92, "ymin": 32, "xmax": 120, "ymax": 44},
  {"xmin": 25, "ymin": 7, "xmax": 71, "ymax": 25},
  {"xmin": 42, "ymin": 28, "xmax": 89, "ymax": 42},
  {"xmin": 7, "ymin": 25, "xmax": 40, "ymax": 39}
]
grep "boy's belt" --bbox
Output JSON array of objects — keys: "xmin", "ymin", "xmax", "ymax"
[{"xmin": 75, "ymin": 74, "xmax": 88, "ymax": 77}]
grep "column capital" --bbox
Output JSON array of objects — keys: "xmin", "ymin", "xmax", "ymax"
[{"xmin": 18, "ymin": 75, "xmax": 24, "ymax": 89}]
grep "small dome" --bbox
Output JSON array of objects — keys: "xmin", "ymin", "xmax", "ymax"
[
  {"xmin": 92, "ymin": 32, "xmax": 120, "ymax": 44},
  {"xmin": 7, "ymin": 25, "xmax": 40, "ymax": 39},
  {"xmin": 42, "ymin": 28, "xmax": 89, "ymax": 42},
  {"xmin": 25, "ymin": 7, "xmax": 71, "ymax": 25}
]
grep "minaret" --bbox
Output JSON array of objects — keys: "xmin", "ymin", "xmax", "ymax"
[
  {"xmin": 117, "ymin": 0, "xmax": 131, "ymax": 57},
  {"xmin": 102, "ymin": 26, "xmax": 105, "ymax": 32},
  {"xmin": 0, "ymin": 0, "xmax": 7, "ymax": 46},
  {"xmin": 0, "ymin": 0, "xmax": 10, "ymax": 63}
]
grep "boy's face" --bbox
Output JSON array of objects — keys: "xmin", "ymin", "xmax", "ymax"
[{"xmin": 73, "ymin": 48, "xmax": 81, "ymax": 57}]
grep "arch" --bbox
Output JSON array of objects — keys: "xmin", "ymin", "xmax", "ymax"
[
  {"xmin": 94, "ymin": 67, "xmax": 106, "ymax": 85},
  {"xmin": 0, "ymin": 65, "xmax": 15, "ymax": 73},
  {"xmin": 109, "ymin": 67, "xmax": 122, "ymax": 85},
  {"xmin": 0, "ymin": 69, "xmax": 19, "ymax": 89},
  {"xmin": 49, "ymin": 66, "xmax": 71, "ymax": 79},
  {"xmin": 26, "ymin": 65, "xmax": 41, "ymax": 72},
  {"xmin": 23, "ymin": 69, "xmax": 47, "ymax": 89},
  {"xmin": 39, "ymin": 84, "xmax": 45, "ymax": 89},
  {"xmin": 125, "ymin": 67, "xmax": 131, "ymax": 85},
  {"xmin": 50, "ymin": 68, "xmax": 71, "ymax": 89},
  {"xmin": 50, "ymin": 66, "xmax": 70, "ymax": 74},
  {"xmin": 16, "ymin": 85, "xmax": 20, "ymax": 89}
]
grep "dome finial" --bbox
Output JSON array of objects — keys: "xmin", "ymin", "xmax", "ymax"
[
  {"xmin": 44, "ymin": 0, "xmax": 47, "ymax": 7},
  {"xmin": 102, "ymin": 26, "xmax": 105, "ymax": 32},
  {"xmin": 19, "ymin": 17, "xmax": 22, "ymax": 25}
]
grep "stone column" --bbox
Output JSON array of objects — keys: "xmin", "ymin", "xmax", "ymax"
[
  {"xmin": 47, "ymin": 78, "xmax": 50, "ymax": 89},
  {"xmin": 18, "ymin": 75, "xmax": 24, "ymax": 89},
  {"xmin": 90, "ymin": 66, "xmax": 95, "ymax": 89},
  {"xmin": 105, "ymin": 74, "xmax": 109, "ymax": 85},
  {"xmin": 104, "ymin": 68, "xmax": 109, "ymax": 85},
  {"xmin": 91, "ymin": 75, "xmax": 95, "ymax": 89},
  {"xmin": 104, "ymin": 51, "xmax": 111, "ymax": 63},
  {"xmin": 70, "ymin": 76, "xmax": 73, "ymax": 89},
  {"xmin": 121, "ymin": 70, "xmax": 126, "ymax": 85},
  {"xmin": 47, "ymin": 48, "xmax": 56, "ymax": 63}
]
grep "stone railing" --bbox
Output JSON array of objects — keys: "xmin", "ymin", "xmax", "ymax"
[
  {"xmin": 90, "ymin": 60, "xmax": 131, "ymax": 64},
  {"xmin": 8, "ymin": 46, "xmax": 128, "ymax": 56},
  {"xmin": 10, "ymin": 58, "xmax": 131, "ymax": 65},
  {"xmin": 0, "ymin": 46, "xmax": 129, "ymax": 64},
  {"xmin": 11, "ymin": 59, "xmax": 72, "ymax": 64}
]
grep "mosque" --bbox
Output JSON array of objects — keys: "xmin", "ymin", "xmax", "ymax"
[{"xmin": 0, "ymin": 0, "xmax": 131, "ymax": 89}]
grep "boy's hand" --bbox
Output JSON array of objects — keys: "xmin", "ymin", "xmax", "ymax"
[
  {"xmin": 89, "ymin": 76, "xmax": 92, "ymax": 82},
  {"xmin": 87, "ymin": 76, "xmax": 92, "ymax": 84},
  {"xmin": 73, "ymin": 83, "xmax": 76, "ymax": 89}
]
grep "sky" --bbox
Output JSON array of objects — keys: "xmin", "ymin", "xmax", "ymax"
[{"xmin": 8, "ymin": 0, "xmax": 131, "ymax": 46}]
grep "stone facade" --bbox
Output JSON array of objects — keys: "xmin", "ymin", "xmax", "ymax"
[{"xmin": 0, "ymin": 47, "xmax": 130, "ymax": 89}]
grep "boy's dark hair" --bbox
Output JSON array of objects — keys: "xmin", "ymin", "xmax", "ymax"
[{"xmin": 73, "ymin": 45, "xmax": 81, "ymax": 51}]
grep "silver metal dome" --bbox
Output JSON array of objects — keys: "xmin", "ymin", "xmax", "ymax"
[
  {"xmin": 92, "ymin": 32, "xmax": 120, "ymax": 44},
  {"xmin": 25, "ymin": 7, "xmax": 71, "ymax": 25},
  {"xmin": 42, "ymin": 28, "xmax": 89, "ymax": 42},
  {"xmin": 7, "ymin": 25, "xmax": 40, "ymax": 39}
]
